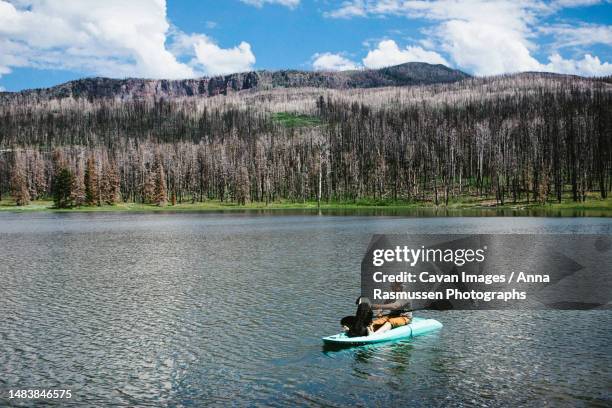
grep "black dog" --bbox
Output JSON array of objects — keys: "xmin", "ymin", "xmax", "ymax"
[{"xmin": 340, "ymin": 296, "xmax": 373, "ymax": 337}]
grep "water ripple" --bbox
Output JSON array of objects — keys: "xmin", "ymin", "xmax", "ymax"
[{"xmin": 0, "ymin": 213, "xmax": 610, "ymax": 406}]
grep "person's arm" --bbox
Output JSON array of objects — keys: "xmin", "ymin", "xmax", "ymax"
[
  {"xmin": 372, "ymin": 301, "xmax": 404, "ymax": 310},
  {"xmin": 372, "ymin": 299, "xmax": 411, "ymax": 313}
]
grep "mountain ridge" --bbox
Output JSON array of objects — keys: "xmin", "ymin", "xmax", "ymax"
[{"xmin": 0, "ymin": 62, "xmax": 470, "ymax": 102}]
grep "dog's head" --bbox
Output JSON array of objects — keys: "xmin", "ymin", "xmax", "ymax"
[{"xmin": 355, "ymin": 296, "xmax": 371, "ymax": 306}]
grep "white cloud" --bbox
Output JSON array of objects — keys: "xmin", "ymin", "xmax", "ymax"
[
  {"xmin": 540, "ymin": 23, "xmax": 612, "ymax": 48},
  {"xmin": 553, "ymin": 0, "xmax": 602, "ymax": 7},
  {"xmin": 0, "ymin": 63, "xmax": 12, "ymax": 78},
  {"xmin": 438, "ymin": 19, "xmax": 541, "ymax": 75},
  {"xmin": 325, "ymin": 0, "xmax": 612, "ymax": 77},
  {"xmin": 331, "ymin": 0, "xmax": 541, "ymax": 19},
  {"xmin": 312, "ymin": 53, "xmax": 359, "ymax": 71},
  {"xmin": 192, "ymin": 36, "xmax": 256, "ymax": 75},
  {"xmin": 0, "ymin": 0, "xmax": 257, "ymax": 79},
  {"xmin": 240, "ymin": 0, "xmax": 299, "ymax": 8},
  {"xmin": 544, "ymin": 53, "xmax": 612, "ymax": 76},
  {"xmin": 363, "ymin": 40, "xmax": 449, "ymax": 68},
  {"xmin": 0, "ymin": 0, "xmax": 194, "ymax": 79},
  {"xmin": 325, "ymin": 1, "xmax": 366, "ymax": 18},
  {"xmin": 312, "ymin": 40, "xmax": 449, "ymax": 72}
]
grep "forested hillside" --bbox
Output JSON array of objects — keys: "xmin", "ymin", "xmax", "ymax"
[
  {"xmin": 0, "ymin": 62, "xmax": 469, "ymax": 103},
  {"xmin": 0, "ymin": 71, "xmax": 610, "ymax": 208}
]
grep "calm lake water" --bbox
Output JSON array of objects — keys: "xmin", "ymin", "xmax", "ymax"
[{"xmin": 0, "ymin": 212, "xmax": 610, "ymax": 407}]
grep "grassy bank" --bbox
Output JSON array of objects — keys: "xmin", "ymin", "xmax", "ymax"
[{"xmin": 1, "ymin": 195, "xmax": 610, "ymax": 214}]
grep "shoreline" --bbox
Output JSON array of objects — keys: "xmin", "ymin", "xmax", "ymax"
[{"xmin": 1, "ymin": 197, "xmax": 610, "ymax": 215}]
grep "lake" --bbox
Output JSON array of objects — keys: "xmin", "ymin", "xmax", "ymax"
[{"xmin": 0, "ymin": 212, "xmax": 610, "ymax": 407}]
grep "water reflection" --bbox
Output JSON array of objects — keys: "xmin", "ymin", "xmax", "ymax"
[
  {"xmin": 0, "ymin": 213, "xmax": 610, "ymax": 406},
  {"xmin": 133, "ymin": 207, "xmax": 611, "ymax": 217}
]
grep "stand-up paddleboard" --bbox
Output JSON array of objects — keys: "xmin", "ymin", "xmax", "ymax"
[{"xmin": 322, "ymin": 317, "xmax": 442, "ymax": 346}]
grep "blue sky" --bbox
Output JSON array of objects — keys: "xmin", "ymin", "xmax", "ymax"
[{"xmin": 1, "ymin": 0, "xmax": 611, "ymax": 91}]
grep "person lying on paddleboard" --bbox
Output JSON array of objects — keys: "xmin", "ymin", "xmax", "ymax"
[
  {"xmin": 369, "ymin": 282, "xmax": 412, "ymax": 335},
  {"xmin": 341, "ymin": 282, "xmax": 412, "ymax": 337}
]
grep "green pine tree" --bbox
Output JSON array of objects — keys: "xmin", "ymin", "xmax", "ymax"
[
  {"xmin": 53, "ymin": 167, "xmax": 75, "ymax": 208},
  {"xmin": 84, "ymin": 155, "xmax": 99, "ymax": 206}
]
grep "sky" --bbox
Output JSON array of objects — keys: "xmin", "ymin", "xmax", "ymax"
[{"xmin": 0, "ymin": 0, "xmax": 611, "ymax": 91}]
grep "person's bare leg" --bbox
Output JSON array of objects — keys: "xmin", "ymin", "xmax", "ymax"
[{"xmin": 374, "ymin": 321, "xmax": 392, "ymax": 334}]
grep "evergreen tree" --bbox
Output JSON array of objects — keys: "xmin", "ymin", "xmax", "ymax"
[
  {"xmin": 84, "ymin": 155, "xmax": 99, "ymax": 206},
  {"xmin": 0, "ymin": 74, "xmax": 610, "ymax": 205},
  {"xmin": 100, "ymin": 161, "xmax": 120, "ymax": 205},
  {"xmin": 53, "ymin": 167, "xmax": 74, "ymax": 208},
  {"xmin": 142, "ymin": 172, "xmax": 155, "ymax": 204}
]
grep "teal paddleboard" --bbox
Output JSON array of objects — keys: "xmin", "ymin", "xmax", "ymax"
[{"xmin": 322, "ymin": 317, "xmax": 442, "ymax": 345}]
